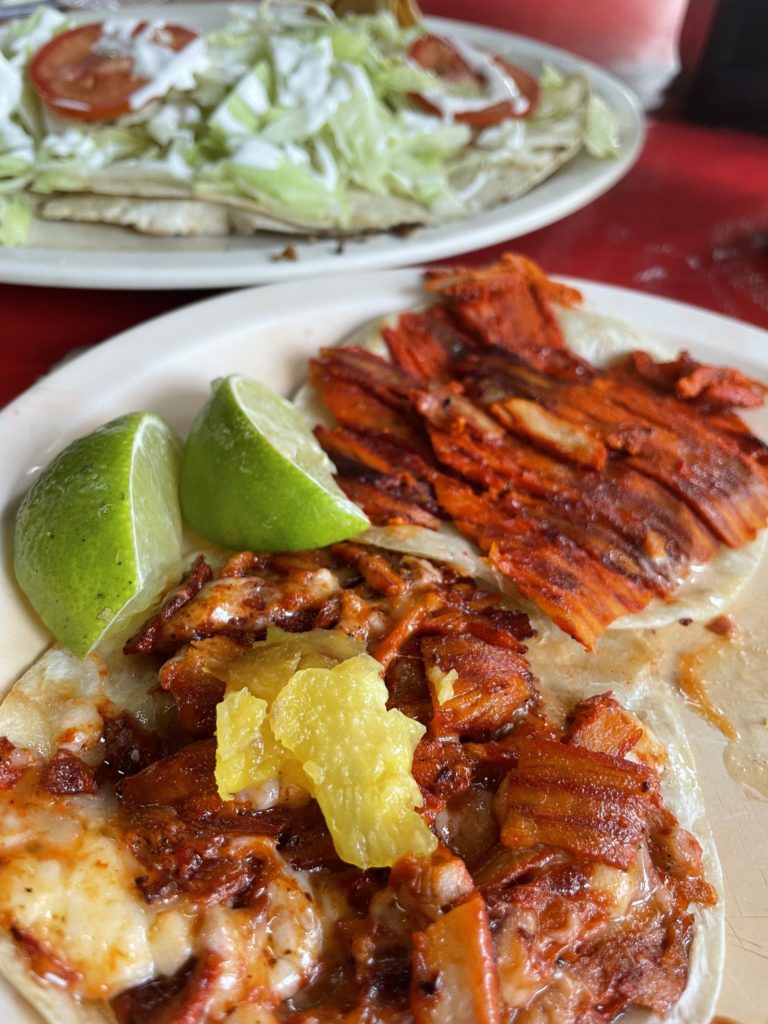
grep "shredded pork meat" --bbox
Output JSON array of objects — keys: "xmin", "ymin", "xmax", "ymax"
[{"xmin": 0, "ymin": 541, "xmax": 718, "ymax": 1023}]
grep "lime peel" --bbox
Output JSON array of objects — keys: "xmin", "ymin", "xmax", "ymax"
[
  {"xmin": 180, "ymin": 374, "xmax": 369, "ymax": 552},
  {"xmin": 14, "ymin": 412, "xmax": 183, "ymax": 657}
]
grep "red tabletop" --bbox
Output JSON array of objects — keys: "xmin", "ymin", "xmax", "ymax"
[{"xmin": 2, "ymin": 0, "xmax": 767, "ymax": 409}]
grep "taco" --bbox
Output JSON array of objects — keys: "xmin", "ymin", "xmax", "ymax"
[
  {"xmin": 299, "ymin": 254, "xmax": 768, "ymax": 646},
  {"xmin": 0, "ymin": 542, "xmax": 722, "ymax": 1024},
  {"xmin": 0, "ymin": 3, "xmax": 617, "ymax": 244}
]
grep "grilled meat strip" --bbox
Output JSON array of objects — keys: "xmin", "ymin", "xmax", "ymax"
[{"xmin": 311, "ymin": 255, "xmax": 768, "ymax": 646}]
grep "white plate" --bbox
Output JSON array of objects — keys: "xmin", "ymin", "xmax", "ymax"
[
  {"xmin": 0, "ymin": 274, "xmax": 765, "ymax": 1022},
  {"xmin": 0, "ymin": 4, "xmax": 644, "ymax": 290}
]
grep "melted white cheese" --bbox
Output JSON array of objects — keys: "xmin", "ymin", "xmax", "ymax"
[
  {"xmin": 194, "ymin": 865, "xmax": 322, "ymax": 1016},
  {"xmin": 0, "ymin": 648, "xmax": 106, "ymax": 758},
  {"xmin": 0, "ymin": 780, "xmax": 324, "ymax": 1004},
  {"xmin": 0, "ymin": 645, "xmax": 167, "ymax": 758},
  {"xmin": 0, "ymin": 795, "xmax": 157, "ymax": 997}
]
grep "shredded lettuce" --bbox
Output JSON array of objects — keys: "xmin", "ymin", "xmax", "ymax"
[
  {"xmin": 197, "ymin": 134, "xmax": 342, "ymax": 223},
  {"xmin": 370, "ymin": 61, "xmax": 440, "ymax": 98},
  {"xmin": 539, "ymin": 63, "xmax": 565, "ymax": 90},
  {"xmin": 0, "ymin": 121, "xmax": 33, "ymax": 181},
  {"xmin": 0, "ymin": 2, "xmax": 619, "ymax": 247},
  {"xmin": 0, "ymin": 194, "xmax": 32, "ymax": 245},
  {"xmin": 209, "ymin": 62, "xmax": 273, "ymax": 140},
  {"xmin": 0, "ymin": 7, "xmax": 69, "ymax": 62},
  {"xmin": 584, "ymin": 95, "xmax": 621, "ymax": 158}
]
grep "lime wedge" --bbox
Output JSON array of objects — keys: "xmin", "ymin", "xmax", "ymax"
[
  {"xmin": 180, "ymin": 375, "xmax": 369, "ymax": 551},
  {"xmin": 14, "ymin": 413, "xmax": 183, "ymax": 657}
]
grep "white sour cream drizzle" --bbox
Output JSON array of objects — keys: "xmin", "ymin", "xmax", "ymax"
[
  {"xmin": 0, "ymin": 57, "xmax": 34, "ymax": 170},
  {"xmin": 147, "ymin": 101, "xmax": 200, "ymax": 147},
  {"xmin": 0, "ymin": 53, "xmax": 22, "ymax": 121},
  {"xmin": 92, "ymin": 19, "xmax": 209, "ymax": 112},
  {"xmin": 418, "ymin": 36, "xmax": 529, "ymax": 121},
  {"xmin": 313, "ymin": 138, "xmax": 338, "ymax": 190},
  {"xmin": 273, "ymin": 34, "xmax": 331, "ymax": 109}
]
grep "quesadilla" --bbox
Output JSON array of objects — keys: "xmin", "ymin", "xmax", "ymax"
[{"xmin": 0, "ymin": 544, "xmax": 722, "ymax": 1023}]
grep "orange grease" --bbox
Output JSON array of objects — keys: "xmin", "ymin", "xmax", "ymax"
[{"xmin": 678, "ymin": 648, "xmax": 739, "ymax": 741}]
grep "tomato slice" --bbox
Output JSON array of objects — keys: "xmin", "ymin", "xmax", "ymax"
[
  {"xmin": 408, "ymin": 34, "xmax": 476, "ymax": 83},
  {"xmin": 407, "ymin": 34, "xmax": 540, "ymax": 126},
  {"xmin": 29, "ymin": 22, "xmax": 199, "ymax": 122}
]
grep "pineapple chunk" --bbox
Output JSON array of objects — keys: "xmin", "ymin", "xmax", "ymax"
[
  {"xmin": 208, "ymin": 626, "xmax": 364, "ymax": 702},
  {"xmin": 215, "ymin": 688, "xmax": 270, "ymax": 799},
  {"xmin": 271, "ymin": 654, "xmax": 436, "ymax": 869},
  {"xmin": 213, "ymin": 628, "xmax": 336, "ymax": 799},
  {"xmin": 215, "ymin": 688, "xmax": 310, "ymax": 800},
  {"xmin": 214, "ymin": 629, "xmax": 435, "ymax": 868}
]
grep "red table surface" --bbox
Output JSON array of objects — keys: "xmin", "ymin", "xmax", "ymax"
[{"xmin": 1, "ymin": 0, "xmax": 767, "ymax": 409}]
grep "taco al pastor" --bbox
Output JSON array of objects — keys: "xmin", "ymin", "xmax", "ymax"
[{"xmin": 0, "ymin": 544, "xmax": 722, "ymax": 1023}]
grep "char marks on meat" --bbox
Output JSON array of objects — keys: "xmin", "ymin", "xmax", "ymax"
[
  {"xmin": 111, "ymin": 954, "xmax": 222, "ymax": 1024},
  {"xmin": 22, "ymin": 255, "xmax": 733, "ymax": 1023},
  {"xmin": 0, "ymin": 737, "xmax": 24, "ymax": 790},
  {"xmin": 125, "ymin": 549, "xmax": 352, "ymax": 657},
  {"xmin": 495, "ymin": 732, "xmax": 657, "ymax": 870},
  {"xmin": 105, "ymin": 532, "xmax": 720, "ymax": 1023},
  {"xmin": 40, "ymin": 749, "xmax": 97, "ymax": 796},
  {"xmin": 312, "ymin": 254, "xmax": 768, "ymax": 647}
]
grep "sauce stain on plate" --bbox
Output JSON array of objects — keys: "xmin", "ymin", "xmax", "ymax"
[{"xmin": 656, "ymin": 592, "xmax": 768, "ymax": 799}]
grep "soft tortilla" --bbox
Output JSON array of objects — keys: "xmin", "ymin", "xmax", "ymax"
[
  {"xmin": 0, "ymin": 643, "xmax": 166, "ymax": 1024},
  {"xmin": 525, "ymin": 626, "xmax": 724, "ymax": 1024},
  {"xmin": 30, "ymin": 77, "xmax": 589, "ymax": 240},
  {"xmin": 0, "ymin": 937, "xmax": 115, "ymax": 1024},
  {"xmin": 38, "ymin": 196, "xmax": 231, "ymax": 237}
]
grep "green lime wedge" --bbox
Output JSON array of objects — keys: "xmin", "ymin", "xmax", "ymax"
[
  {"xmin": 14, "ymin": 413, "xmax": 183, "ymax": 657},
  {"xmin": 180, "ymin": 375, "xmax": 369, "ymax": 551}
]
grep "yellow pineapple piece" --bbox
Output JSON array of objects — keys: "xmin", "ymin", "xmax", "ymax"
[
  {"xmin": 214, "ymin": 688, "xmax": 269, "ymax": 799},
  {"xmin": 428, "ymin": 666, "xmax": 458, "ymax": 706},
  {"xmin": 271, "ymin": 654, "xmax": 436, "ymax": 869},
  {"xmin": 215, "ymin": 687, "xmax": 307, "ymax": 799},
  {"xmin": 213, "ymin": 630, "xmax": 435, "ymax": 868},
  {"xmin": 208, "ymin": 626, "xmax": 364, "ymax": 702}
]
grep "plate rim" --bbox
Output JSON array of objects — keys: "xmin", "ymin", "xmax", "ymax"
[
  {"xmin": 4, "ymin": 270, "xmax": 768, "ymax": 428},
  {"xmin": 0, "ymin": 5, "xmax": 644, "ymax": 289}
]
